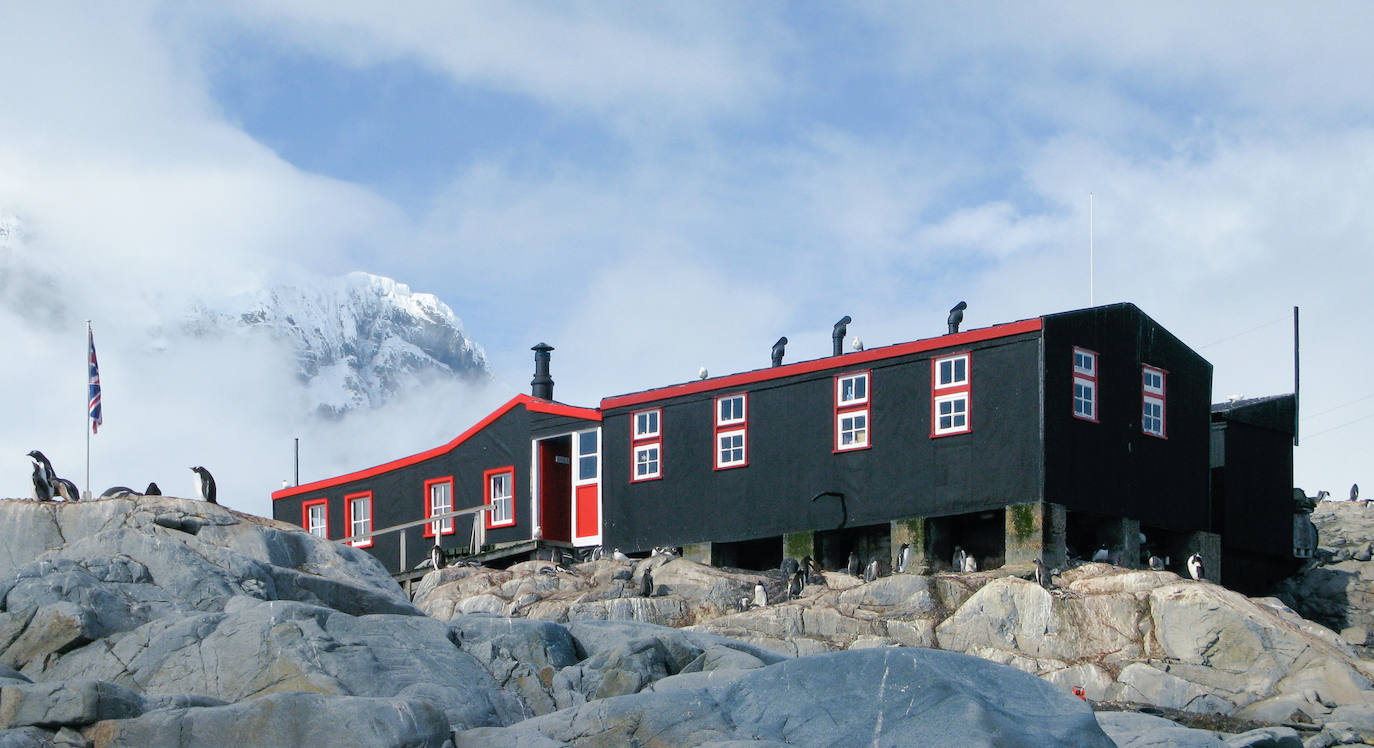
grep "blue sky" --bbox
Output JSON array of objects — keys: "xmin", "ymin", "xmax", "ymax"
[{"xmin": 1, "ymin": 2, "xmax": 1371, "ymax": 515}]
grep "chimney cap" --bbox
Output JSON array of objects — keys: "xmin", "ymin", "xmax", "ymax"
[{"xmin": 532, "ymin": 342, "xmax": 554, "ymax": 352}]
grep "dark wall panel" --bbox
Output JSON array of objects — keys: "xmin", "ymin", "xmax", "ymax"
[
  {"xmin": 601, "ymin": 334, "xmax": 1044, "ymax": 552},
  {"xmin": 1215, "ymin": 419, "xmax": 1294, "ymax": 555},
  {"xmin": 1041, "ymin": 304, "xmax": 1213, "ymax": 532}
]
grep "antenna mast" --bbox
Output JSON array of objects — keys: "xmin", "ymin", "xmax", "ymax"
[{"xmin": 1089, "ymin": 193, "xmax": 1095, "ymax": 306}]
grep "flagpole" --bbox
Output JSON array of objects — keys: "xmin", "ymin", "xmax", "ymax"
[{"xmin": 86, "ymin": 320, "xmax": 92, "ymax": 500}]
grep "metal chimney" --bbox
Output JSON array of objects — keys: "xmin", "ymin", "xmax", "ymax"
[
  {"xmin": 771, "ymin": 336, "xmax": 788, "ymax": 367},
  {"xmin": 947, "ymin": 301, "xmax": 967, "ymax": 334},
  {"xmin": 832, "ymin": 316, "xmax": 852, "ymax": 356},
  {"xmin": 531, "ymin": 343, "xmax": 554, "ymax": 400}
]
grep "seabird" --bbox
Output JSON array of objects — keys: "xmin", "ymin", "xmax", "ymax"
[
  {"xmin": 864, "ymin": 559, "xmax": 879, "ymax": 582},
  {"xmin": 1033, "ymin": 557, "xmax": 1049, "ymax": 588},
  {"xmin": 780, "ymin": 557, "xmax": 800, "ymax": 576},
  {"xmin": 430, "ymin": 545, "xmax": 445, "ymax": 571},
  {"xmin": 1353, "ymin": 484, "xmax": 1361, "ymax": 502},
  {"xmin": 1187, "ymin": 553, "xmax": 1205, "ymax": 581},
  {"xmin": 771, "ymin": 336, "xmax": 788, "ymax": 368},
  {"xmin": 803, "ymin": 556, "xmax": 821, "ymax": 584},
  {"xmin": 753, "ymin": 580, "xmax": 768, "ymax": 608},
  {"xmin": 852, "ymin": 337, "xmax": 864, "ymax": 352},
  {"xmin": 1148, "ymin": 555, "xmax": 1165, "ymax": 571},
  {"xmin": 54, "ymin": 477, "xmax": 80, "ymax": 502},
  {"xmin": 189, "ymin": 466, "xmax": 217, "ymax": 504},
  {"xmin": 947, "ymin": 301, "xmax": 967, "ymax": 334},
  {"xmin": 611, "ymin": 548, "xmax": 630, "ymax": 561},
  {"xmin": 962, "ymin": 555, "xmax": 978, "ymax": 573},
  {"xmin": 952, "ymin": 546, "xmax": 966, "ymax": 572},
  {"xmin": 591, "ymin": 546, "xmax": 606, "ymax": 561},
  {"xmin": 640, "ymin": 569, "xmax": 654, "ymax": 597},
  {"xmin": 897, "ymin": 542, "xmax": 912, "ymax": 574},
  {"xmin": 787, "ymin": 569, "xmax": 805, "ymax": 600},
  {"xmin": 27, "ymin": 451, "xmax": 55, "ymax": 502},
  {"xmin": 698, "ymin": 366, "xmax": 709, "ymax": 380},
  {"xmin": 846, "ymin": 551, "xmax": 861, "ymax": 577},
  {"xmin": 738, "ymin": 597, "xmax": 752, "ymax": 612},
  {"xmin": 144, "ymin": 482, "xmax": 161, "ymax": 496},
  {"xmin": 538, "ymin": 565, "xmax": 558, "ymax": 576},
  {"xmin": 1092, "ymin": 546, "xmax": 1110, "ymax": 563},
  {"xmin": 100, "ymin": 486, "xmax": 138, "ymax": 498}
]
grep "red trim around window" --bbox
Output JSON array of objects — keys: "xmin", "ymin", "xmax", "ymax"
[
  {"xmin": 631, "ymin": 441, "xmax": 663, "ymax": 482},
  {"xmin": 301, "ymin": 498, "xmax": 329, "ymax": 539},
  {"xmin": 484, "ymin": 466, "xmax": 516, "ymax": 529},
  {"xmin": 632, "ymin": 408, "xmax": 662, "ymax": 440},
  {"xmin": 272, "ymin": 394, "xmax": 599, "ymax": 501},
  {"xmin": 602, "ymin": 318, "xmax": 1041, "ymax": 411},
  {"xmin": 343, "ymin": 491, "xmax": 373, "ymax": 547},
  {"xmin": 714, "ymin": 393, "xmax": 748, "ymax": 469},
  {"xmin": 423, "ymin": 476, "xmax": 456, "ymax": 538},
  {"xmin": 1072, "ymin": 347, "xmax": 1099, "ymax": 424},
  {"xmin": 834, "ymin": 370, "xmax": 872, "ymax": 453},
  {"xmin": 1142, "ymin": 365, "xmax": 1167, "ymax": 439},
  {"xmin": 931, "ymin": 352, "xmax": 972, "ymax": 437}
]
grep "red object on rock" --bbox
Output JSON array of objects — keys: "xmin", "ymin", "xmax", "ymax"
[{"xmin": 1072, "ymin": 686, "xmax": 1086, "ymax": 700}]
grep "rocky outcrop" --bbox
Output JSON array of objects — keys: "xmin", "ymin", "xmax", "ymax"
[
  {"xmin": 416, "ymin": 555, "xmax": 1374, "ymax": 733},
  {"xmin": 1275, "ymin": 501, "xmax": 1374, "ymax": 658}
]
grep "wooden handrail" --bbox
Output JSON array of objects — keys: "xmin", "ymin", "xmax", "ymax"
[{"xmin": 334, "ymin": 505, "xmax": 489, "ymax": 545}]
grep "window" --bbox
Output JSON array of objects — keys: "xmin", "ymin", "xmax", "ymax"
[
  {"xmin": 302, "ymin": 498, "xmax": 328, "ymax": 539},
  {"xmin": 714, "ymin": 393, "xmax": 748, "ymax": 469},
  {"xmin": 634, "ymin": 443, "xmax": 661, "ymax": 480},
  {"xmin": 485, "ymin": 467, "xmax": 515, "ymax": 528},
  {"xmin": 633, "ymin": 409, "xmax": 660, "ymax": 440},
  {"xmin": 1072, "ymin": 347, "xmax": 1099, "ymax": 423},
  {"xmin": 424, "ymin": 477, "xmax": 455, "ymax": 537},
  {"xmin": 716, "ymin": 429, "xmax": 747, "ymax": 468},
  {"xmin": 835, "ymin": 371, "xmax": 871, "ymax": 452},
  {"xmin": 578, "ymin": 430, "xmax": 599, "ymax": 482},
  {"xmin": 630, "ymin": 409, "xmax": 662, "ymax": 483},
  {"xmin": 1142, "ymin": 365, "xmax": 1166, "ymax": 438},
  {"xmin": 932, "ymin": 353, "xmax": 971, "ymax": 436},
  {"xmin": 345, "ymin": 492, "xmax": 372, "ymax": 548}
]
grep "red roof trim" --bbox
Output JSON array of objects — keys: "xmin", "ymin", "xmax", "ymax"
[
  {"xmin": 271, "ymin": 394, "xmax": 599, "ymax": 501},
  {"xmin": 601, "ymin": 317, "xmax": 1043, "ymax": 410}
]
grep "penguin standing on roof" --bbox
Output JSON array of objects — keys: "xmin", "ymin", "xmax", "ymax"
[
  {"xmin": 1187, "ymin": 553, "xmax": 1205, "ymax": 581},
  {"xmin": 190, "ymin": 466, "xmax": 217, "ymax": 504},
  {"xmin": 27, "ymin": 451, "xmax": 56, "ymax": 502}
]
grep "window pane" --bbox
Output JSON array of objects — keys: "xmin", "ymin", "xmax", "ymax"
[
  {"xmin": 579, "ymin": 455, "xmax": 597, "ymax": 481},
  {"xmin": 579, "ymin": 430, "xmax": 598, "ymax": 455}
]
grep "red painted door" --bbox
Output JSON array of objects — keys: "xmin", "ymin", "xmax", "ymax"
[
  {"xmin": 539, "ymin": 438, "xmax": 572, "ymax": 543},
  {"xmin": 575, "ymin": 484, "xmax": 599, "ymax": 539}
]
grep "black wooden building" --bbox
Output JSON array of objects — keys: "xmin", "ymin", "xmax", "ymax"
[{"xmin": 272, "ymin": 302, "xmax": 1300, "ymax": 589}]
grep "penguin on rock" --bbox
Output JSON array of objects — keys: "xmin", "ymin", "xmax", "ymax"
[{"xmin": 190, "ymin": 466, "xmax": 217, "ymax": 504}]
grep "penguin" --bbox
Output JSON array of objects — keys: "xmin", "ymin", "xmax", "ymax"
[
  {"xmin": 591, "ymin": 546, "xmax": 606, "ymax": 561},
  {"xmin": 1148, "ymin": 555, "xmax": 1165, "ymax": 571},
  {"xmin": 1187, "ymin": 553, "xmax": 1205, "ymax": 581},
  {"xmin": 1353, "ymin": 483, "xmax": 1361, "ymax": 502},
  {"xmin": 538, "ymin": 565, "xmax": 558, "ymax": 576},
  {"xmin": 846, "ymin": 551, "xmax": 861, "ymax": 577},
  {"xmin": 897, "ymin": 542, "xmax": 912, "ymax": 574},
  {"xmin": 738, "ymin": 596, "xmax": 752, "ymax": 612},
  {"xmin": 640, "ymin": 569, "xmax": 654, "ymax": 598},
  {"xmin": 864, "ymin": 559, "xmax": 879, "ymax": 582},
  {"xmin": 30, "ymin": 462, "xmax": 54, "ymax": 502},
  {"xmin": 189, "ymin": 466, "xmax": 217, "ymax": 504},
  {"xmin": 780, "ymin": 557, "xmax": 800, "ymax": 576},
  {"xmin": 100, "ymin": 486, "xmax": 138, "ymax": 498},
  {"xmin": 54, "ymin": 477, "xmax": 80, "ymax": 502},
  {"xmin": 947, "ymin": 301, "xmax": 967, "ymax": 334},
  {"xmin": 753, "ymin": 580, "xmax": 768, "ymax": 608},
  {"xmin": 963, "ymin": 555, "xmax": 978, "ymax": 573},
  {"xmin": 27, "ymin": 451, "xmax": 56, "ymax": 502},
  {"xmin": 611, "ymin": 548, "xmax": 630, "ymax": 561},
  {"xmin": 952, "ymin": 546, "xmax": 966, "ymax": 572},
  {"xmin": 787, "ymin": 569, "xmax": 805, "ymax": 600},
  {"xmin": 1033, "ymin": 557, "xmax": 1049, "ymax": 588},
  {"xmin": 430, "ymin": 545, "xmax": 445, "ymax": 570},
  {"xmin": 1092, "ymin": 546, "xmax": 1110, "ymax": 563},
  {"xmin": 144, "ymin": 482, "xmax": 161, "ymax": 496},
  {"xmin": 803, "ymin": 556, "xmax": 821, "ymax": 584}
]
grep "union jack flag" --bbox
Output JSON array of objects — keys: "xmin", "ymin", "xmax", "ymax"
[{"xmin": 88, "ymin": 328, "xmax": 102, "ymax": 434}]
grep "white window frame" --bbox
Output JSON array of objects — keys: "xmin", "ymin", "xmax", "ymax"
[
  {"xmin": 935, "ymin": 353, "xmax": 969, "ymax": 388},
  {"xmin": 306, "ymin": 501, "xmax": 328, "ymax": 539},
  {"xmin": 836, "ymin": 409, "xmax": 869, "ymax": 451},
  {"xmin": 633, "ymin": 442, "xmax": 662, "ymax": 481},
  {"xmin": 426, "ymin": 479, "xmax": 454, "ymax": 536},
  {"xmin": 346, "ymin": 492, "xmax": 372, "ymax": 548},
  {"xmin": 716, "ymin": 394, "xmax": 747, "ymax": 427},
  {"xmin": 1072, "ymin": 347, "xmax": 1099, "ymax": 423},
  {"xmin": 836, "ymin": 372, "xmax": 870, "ymax": 407},
  {"xmin": 715, "ymin": 428, "xmax": 747, "ymax": 469},
  {"xmin": 487, "ymin": 469, "xmax": 515, "ymax": 527},
  {"xmin": 577, "ymin": 429, "xmax": 599, "ymax": 484},
  {"xmin": 1142, "ymin": 365, "xmax": 1166, "ymax": 438},
  {"xmin": 633, "ymin": 409, "xmax": 661, "ymax": 440},
  {"xmin": 933, "ymin": 392, "xmax": 970, "ymax": 436}
]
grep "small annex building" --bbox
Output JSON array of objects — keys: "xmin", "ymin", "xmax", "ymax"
[{"xmin": 272, "ymin": 302, "xmax": 1303, "ymax": 592}]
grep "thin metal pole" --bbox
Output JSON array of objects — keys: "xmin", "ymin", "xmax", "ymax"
[
  {"xmin": 1294, "ymin": 306, "xmax": 1300, "ymax": 447},
  {"xmin": 1089, "ymin": 193, "xmax": 1094, "ymax": 306},
  {"xmin": 294, "ymin": 438, "xmax": 299, "ymax": 486},
  {"xmin": 85, "ymin": 320, "xmax": 91, "ymax": 499}
]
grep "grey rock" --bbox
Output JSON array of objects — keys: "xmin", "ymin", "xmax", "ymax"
[
  {"xmin": 1096, "ymin": 710, "xmax": 1226, "ymax": 747},
  {"xmin": 449, "ymin": 614, "xmax": 580, "ymax": 717},
  {"xmin": 1326, "ymin": 703, "xmax": 1374, "ymax": 732},
  {"xmin": 0, "ymin": 679, "xmax": 144, "ymax": 729},
  {"xmin": 0, "ymin": 727, "xmax": 60, "ymax": 747},
  {"xmin": 1223, "ymin": 725, "xmax": 1302, "ymax": 747},
  {"xmin": 85, "ymin": 692, "xmax": 452, "ymax": 747}
]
